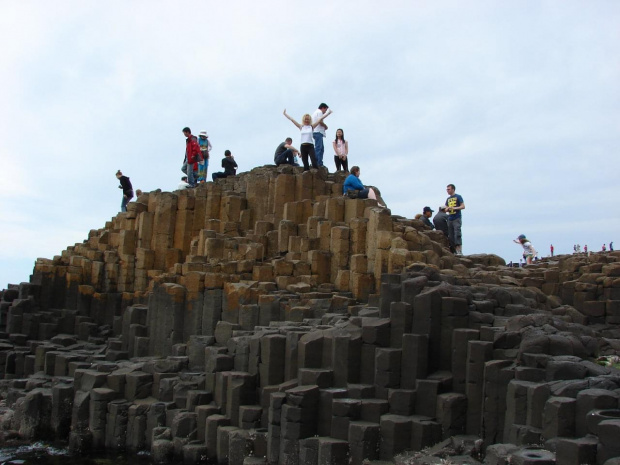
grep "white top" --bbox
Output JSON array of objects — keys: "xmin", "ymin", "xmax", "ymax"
[
  {"xmin": 178, "ymin": 181, "xmax": 190, "ymax": 190},
  {"xmin": 312, "ymin": 109, "xmax": 326, "ymax": 135},
  {"xmin": 300, "ymin": 125, "xmax": 314, "ymax": 144},
  {"xmin": 522, "ymin": 241, "xmax": 537, "ymax": 256}
]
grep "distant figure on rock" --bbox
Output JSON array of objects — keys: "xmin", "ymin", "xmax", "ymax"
[
  {"xmin": 198, "ymin": 130, "xmax": 212, "ymax": 182},
  {"xmin": 343, "ymin": 166, "xmax": 382, "ymax": 204},
  {"xmin": 433, "ymin": 207, "xmax": 449, "ymax": 240},
  {"xmin": 283, "ymin": 108, "xmax": 332, "ymax": 171},
  {"xmin": 333, "ymin": 128, "xmax": 349, "ymax": 172},
  {"xmin": 116, "ymin": 170, "xmax": 134, "ymax": 213},
  {"xmin": 135, "ymin": 189, "xmax": 143, "ymax": 197},
  {"xmin": 602, "ymin": 243, "xmax": 606, "ymax": 252},
  {"xmin": 182, "ymin": 127, "xmax": 201, "ymax": 187},
  {"xmin": 178, "ymin": 176, "xmax": 190, "ymax": 190},
  {"xmin": 445, "ymin": 184, "xmax": 465, "ymax": 255},
  {"xmin": 584, "ymin": 244, "xmax": 588, "ymax": 254},
  {"xmin": 514, "ymin": 234, "xmax": 537, "ymax": 265},
  {"xmin": 550, "ymin": 244, "xmax": 554, "ymax": 257},
  {"xmin": 212, "ymin": 150, "xmax": 238, "ymax": 181},
  {"xmin": 611, "ymin": 242, "xmax": 614, "ymax": 251},
  {"xmin": 421, "ymin": 206, "xmax": 435, "ymax": 230},
  {"xmin": 312, "ymin": 103, "xmax": 330, "ymax": 168},
  {"xmin": 274, "ymin": 137, "xmax": 299, "ymax": 166}
]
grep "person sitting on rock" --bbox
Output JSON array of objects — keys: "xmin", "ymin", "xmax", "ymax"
[
  {"xmin": 274, "ymin": 137, "xmax": 299, "ymax": 166},
  {"xmin": 212, "ymin": 150, "xmax": 238, "ymax": 181},
  {"xmin": 178, "ymin": 176, "xmax": 190, "ymax": 190},
  {"xmin": 343, "ymin": 166, "xmax": 381, "ymax": 203},
  {"xmin": 421, "ymin": 206, "xmax": 435, "ymax": 229}
]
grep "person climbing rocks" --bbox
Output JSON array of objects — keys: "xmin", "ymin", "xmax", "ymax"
[{"xmin": 116, "ymin": 170, "xmax": 134, "ymax": 213}]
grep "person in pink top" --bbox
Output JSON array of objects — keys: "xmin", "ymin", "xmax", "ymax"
[{"xmin": 333, "ymin": 128, "xmax": 349, "ymax": 172}]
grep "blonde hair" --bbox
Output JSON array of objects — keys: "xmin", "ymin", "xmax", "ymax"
[{"xmin": 302, "ymin": 114, "xmax": 312, "ymax": 125}]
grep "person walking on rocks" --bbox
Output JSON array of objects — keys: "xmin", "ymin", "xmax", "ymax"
[
  {"xmin": 116, "ymin": 170, "xmax": 134, "ymax": 213},
  {"xmin": 312, "ymin": 103, "xmax": 330, "ymax": 168},
  {"xmin": 420, "ymin": 206, "xmax": 435, "ymax": 230},
  {"xmin": 445, "ymin": 184, "xmax": 465, "ymax": 255},
  {"xmin": 212, "ymin": 150, "xmax": 238, "ymax": 181},
  {"xmin": 274, "ymin": 137, "xmax": 299, "ymax": 166},
  {"xmin": 514, "ymin": 234, "xmax": 537, "ymax": 265},
  {"xmin": 550, "ymin": 244, "xmax": 554, "ymax": 257},
  {"xmin": 182, "ymin": 127, "xmax": 201, "ymax": 187},
  {"xmin": 283, "ymin": 108, "xmax": 332, "ymax": 171},
  {"xmin": 333, "ymin": 128, "xmax": 349, "ymax": 172}
]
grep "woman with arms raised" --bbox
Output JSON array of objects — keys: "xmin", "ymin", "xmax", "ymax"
[{"xmin": 283, "ymin": 108, "xmax": 332, "ymax": 171}]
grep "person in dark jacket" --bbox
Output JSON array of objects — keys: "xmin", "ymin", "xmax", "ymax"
[
  {"xmin": 212, "ymin": 150, "xmax": 238, "ymax": 181},
  {"xmin": 433, "ymin": 207, "xmax": 449, "ymax": 238},
  {"xmin": 421, "ymin": 206, "xmax": 435, "ymax": 229},
  {"xmin": 116, "ymin": 170, "xmax": 134, "ymax": 212}
]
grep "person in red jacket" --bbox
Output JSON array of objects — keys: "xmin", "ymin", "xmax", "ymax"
[{"xmin": 182, "ymin": 127, "xmax": 202, "ymax": 187}]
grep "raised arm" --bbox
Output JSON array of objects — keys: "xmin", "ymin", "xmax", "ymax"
[
  {"xmin": 283, "ymin": 109, "xmax": 301, "ymax": 130},
  {"xmin": 311, "ymin": 109, "xmax": 333, "ymax": 129}
]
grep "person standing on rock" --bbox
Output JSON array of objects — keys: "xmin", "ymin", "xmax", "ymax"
[
  {"xmin": 116, "ymin": 170, "xmax": 134, "ymax": 212},
  {"xmin": 283, "ymin": 108, "xmax": 332, "ymax": 171},
  {"xmin": 182, "ymin": 127, "xmax": 201, "ymax": 187},
  {"xmin": 198, "ymin": 130, "xmax": 212, "ymax": 182},
  {"xmin": 274, "ymin": 137, "xmax": 299, "ymax": 166},
  {"xmin": 333, "ymin": 128, "xmax": 349, "ymax": 172},
  {"xmin": 445, "ymin": 184, "xmax": 465, "ymax": 255},
  {"xmin": 312, "ymin": 103, "xmax": 330, "ymax": 168},
  {"xmin": 514, "ymin": 234, "xmax": 537, "ymax": 265},
  {"xmin": 550, "ymin": 244, "xmax": 554, "ymax": 257},
  {"xmin": 610, "ymin": 242, "xmax": 614, "ymax": 251}
]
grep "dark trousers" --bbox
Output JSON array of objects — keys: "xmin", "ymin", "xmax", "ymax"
[
  {"xmin": 275, "ymin": 149, "xmax": 295, "ymax": 166},
  {"xmin": 212, "ymin": 172, "xmax": 228, "ymax": 181},
  {"xmin": 300, "ymin": 143, "xmax": 317, "ymax": 171},
  {"xmin": 334, "ymin": 156, "xmax": 348, "ymax": 172}
]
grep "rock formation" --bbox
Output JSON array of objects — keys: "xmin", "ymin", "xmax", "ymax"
[{"xmin": 0, "ymin": 165, "xmax": 619, "ymax": 465}]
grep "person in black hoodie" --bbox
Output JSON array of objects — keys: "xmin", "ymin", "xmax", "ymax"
[
  {"xmin": 212, "ymin": 150, "xmax": 238, "ymax": 181},
  {"xmin": 116, "ymin": 170, "xmax": 134, "ymax": 212}
]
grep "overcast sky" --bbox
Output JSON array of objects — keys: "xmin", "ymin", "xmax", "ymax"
[{"xmin": 1, "ymin": 1, "xmax": 619, "ymax": 289}]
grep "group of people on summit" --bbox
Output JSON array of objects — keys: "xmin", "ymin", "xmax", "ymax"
[{"xmin": 114, "ymin": 104, "xmax": 467, "ymax": 257}]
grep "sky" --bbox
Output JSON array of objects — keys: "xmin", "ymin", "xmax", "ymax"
[{"xmin": 1, "ymin": 0, "xmax": 619, "ymax": 289}]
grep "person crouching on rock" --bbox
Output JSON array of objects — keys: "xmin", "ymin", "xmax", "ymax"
[
  {"xmin": 514, "ymin": 234, "xmax": 537, "ymax": 265},
  {"xmin": 116, "ymin": 170, "xmax": 134, "ymax": 212},
  {"xmin": 343, "ymin": 166, "xmax": 381, "ymax": 203}
]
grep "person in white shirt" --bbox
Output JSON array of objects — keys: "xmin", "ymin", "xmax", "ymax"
[
  {"xmin": 312, "ymin": 103, "xmax": 329, "ymax": 168},
  {"xmin": 178, "ymin": 176, "xmax": 190, "ymax": 190},
  {"xmin": 283, "ymin": 108, "xmax": 332, "ymax": 171},
  {"xmin": 513, "ymin": 234, "xmax": 537, "ymax": 264}
]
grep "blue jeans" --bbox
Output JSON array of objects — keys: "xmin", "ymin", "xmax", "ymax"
[
  {"xmin": 121, "ymin": 195, "xmax": 129, "ymax": 212},
  {"xmin": 187, "ymin": 161, "xmax": 196, "ymax": 186},
  {"xmin": 313, "ymin": 132, "xmax": 325, "ymax": 167},
  {"xmin": 275, "ymin": 149, "xmax": 295, "ymax": 166}
]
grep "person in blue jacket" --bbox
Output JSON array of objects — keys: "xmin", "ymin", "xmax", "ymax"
[{"xmin": 343, "ymin": 166, "xmax": 380, "ymax": 202}]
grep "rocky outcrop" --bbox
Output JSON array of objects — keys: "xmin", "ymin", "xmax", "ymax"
[{"xmin": 0, "ymin": 164, "xmax": 619, "ymax": 464}]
